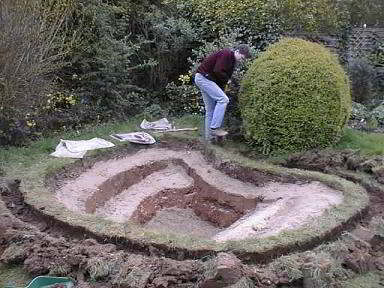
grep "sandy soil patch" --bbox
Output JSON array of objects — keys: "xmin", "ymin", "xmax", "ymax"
[
  {"xmin": 96, "ymin": 164, "xmax": 193, "ymax": 222},
  {"xmin": 56, "ymin": 148, "xmax": 343, "ymax": 241}
]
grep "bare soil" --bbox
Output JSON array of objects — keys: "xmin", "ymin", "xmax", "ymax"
[
  {"xmin": 284, "ymin": 149, "xmax": 384, "ymax": 222},
  {"xmin": 55, "ymin": 148, "xmax": 343, "ymax": 241}
]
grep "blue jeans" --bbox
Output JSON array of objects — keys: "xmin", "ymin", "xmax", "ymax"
[{"xmin": 195, "ymin": 73, "xmax": 229, "ymax": 140}]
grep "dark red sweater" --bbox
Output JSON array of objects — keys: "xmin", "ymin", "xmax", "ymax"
[{"xmin": 197, "ymin": 48, "xmax": 235, "ymax": 88}]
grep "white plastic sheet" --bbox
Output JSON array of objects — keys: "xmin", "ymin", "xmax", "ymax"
[
  {"xmin": 140, "ymin": 118, "xmax": 172, "ymax": 130},
  {"xmin": 110, "ymin": 132, "xmax": 156, "ymax": 144},
  {"xmin": 50, "ymin": 138, "xmax": 115, "ymax": 158}
]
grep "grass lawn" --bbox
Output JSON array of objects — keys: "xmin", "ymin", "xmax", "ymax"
[
  {"xmin": 336, "ymin": 128, "xmax": 384, "ymax": 155},
  {"xmin": 340, "ymin": 272, "xmax": 384, "ymax": 288},
  {"xmin": 0, "ymin": 264, "xmax": 32, "ymax": 288},
  {"xmin": 2, "ymin": 117, "xmax": 384, "ymax": 168}
]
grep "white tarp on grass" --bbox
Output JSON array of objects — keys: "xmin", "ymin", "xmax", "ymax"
[
  {"xmin": 51, "ymin": 138, "xmax": 115, "ymax": 158},
  {"xmin": 110, "ymin": 132, "xmax": 156, "ymax": 144},
  {"xmin": 140, "ymin": 118, "xmax": 172, "ymax": 130}
]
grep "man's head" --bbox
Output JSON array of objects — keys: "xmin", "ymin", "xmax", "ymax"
[{"xmin": 234, "ymin": 44, "xmax": 251, "ymax": 61}]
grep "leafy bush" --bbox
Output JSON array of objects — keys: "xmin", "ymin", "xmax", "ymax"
[
  {"xmin": 346, "ymin": 0, "xmax": 384, "ymax": 27},
  {"xmin": 348, "ymin": 58, "xmax": 375, "ymax": 104},
  {"xmin": 142, "ymin": 104, "xmax": 168, "ymax": 121},
  {"xmin": 165, "ymin": 0, "xmax": 348, "ymax": 35},
  {"xmin": 59, "ymin": 0, "xmax": 200, "ymax": 120},
  {"xmin": 35, "ymin": 104, "xmax": 101, "ymax": 135},
  {"xmin": 273, "ymin": 0, "xmax": 349, "ymax": 33},
  {"xmin": 164, "ymin": 29, "xmax": 254, "ymax": 117},
  {"xmin": 164, "ymin": 81, "xmax": 201, "ymax": 116},
  {"xmin": 61, "ymin": 1, "xmax": 156, "ymax": 118},
  {"xmin": 370, "ymin": 40, "xmax": 384, "ymax": 99},
  {"xmin": 239, "ymin": 38, "xmax": 351, "ymax": 155},
  {"xmin": 370, "ymin": 104, "xmax": 384, "ymax": 125},
  {"xmin": 350, "ymin": 102, "xmax": 369, "ymax": 121},
  {"xmin": 139, "ymin": 7, "xmax": 200, "ymax": 89},
  {"xmin": 0, "ymin": 0, "xmax": 202, "ymax": 145}
]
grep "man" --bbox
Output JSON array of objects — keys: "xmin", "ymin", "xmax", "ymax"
[{"xmin": 194, "ymin": 44, "xmax": 251, "ymax": 141}]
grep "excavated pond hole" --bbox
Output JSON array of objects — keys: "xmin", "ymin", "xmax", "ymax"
[{"xmin": 56, "ymin": 148, "xmax": 344, "ymax": 241}]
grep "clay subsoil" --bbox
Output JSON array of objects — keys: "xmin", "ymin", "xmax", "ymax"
[{"xmin": 1, "ymin": 141, "xmax": 384, "ymax": 287}]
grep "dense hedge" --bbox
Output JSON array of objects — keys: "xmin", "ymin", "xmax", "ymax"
[
  {"xmin": 239, "ymin": 38, "xmax": 351, "ymax": 155},
  {"xmin": 165, "ymin": 0, "xmax": 348, "ymax": 35}
]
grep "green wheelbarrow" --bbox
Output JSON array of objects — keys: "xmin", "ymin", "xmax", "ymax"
[
  {"xmin": 25, "ymin": 276, "xmax": 75, "ymax": 288},
  {"xmin": 5, "ymin": 276, "xmax": 75, "ymax": 288}
]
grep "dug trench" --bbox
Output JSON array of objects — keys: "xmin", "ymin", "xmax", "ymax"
[
  {"xmin": 83, "ymin": 159, "xmax": 263, "ymax": 231},
  {"xmin": 0, "ymin": 141, "xmax": 383, "ymax": 287},
  {"xmin": 54, "ymin": 144, "xmax": 352, "ymax": 245}
]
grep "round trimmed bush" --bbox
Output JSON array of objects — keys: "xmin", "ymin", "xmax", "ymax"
[{"xmin": 239, "ymin": 38, "xmax": 351, "ymax": 154}]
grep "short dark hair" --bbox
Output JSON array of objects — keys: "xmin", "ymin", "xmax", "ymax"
[{"xmin": 236, "ymin": 44, "xmax": 251, "ymax": 58}]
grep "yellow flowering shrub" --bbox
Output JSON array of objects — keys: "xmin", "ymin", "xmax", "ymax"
[{"xmin": 44, "ymin": 92, "xmax": 77, "ymax": 111}]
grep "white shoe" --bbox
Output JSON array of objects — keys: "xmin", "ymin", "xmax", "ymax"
[{"xmin": 210, "ymin": 128, "xmax": 228, "ymax": 137}]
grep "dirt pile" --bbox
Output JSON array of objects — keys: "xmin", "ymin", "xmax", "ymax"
[
  {"xmin": 284, "ymin": 149, "xmax": 384, "ymax": 184},
  {"xmin": 1, "ymin": 212, "xmax": 383, "ymax": 287},
  {"xmin": 1, "ymin": 227, "xmax": 202, "ymax": 287}
]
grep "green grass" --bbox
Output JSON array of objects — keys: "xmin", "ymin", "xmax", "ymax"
[
  {"xmin": 0, "ymin": 264, "xmax": 32, "ymax": 288},
  {"xmin": 340, "ymin": 272, "xmax": 384, "ymax": 288},
  {"xmin": 1, "ymin": 118, "xmax": 382, "ymax": 170},
  {"xmin": 336, "ymin": 128, "xmax": 384, "ymax": 155},
  {"xmin": 0, "ymin": 114, "xmax": 203, "ymax": 170}
]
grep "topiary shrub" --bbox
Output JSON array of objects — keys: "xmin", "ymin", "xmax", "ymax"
[{"xmin": 239, "ymin": 38, "xmax": 351, "ymax": 155}]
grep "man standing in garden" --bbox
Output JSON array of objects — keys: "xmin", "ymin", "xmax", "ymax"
[{"xmin": 195, "ymin": 44, "xmax": 251, "ymax": 141}]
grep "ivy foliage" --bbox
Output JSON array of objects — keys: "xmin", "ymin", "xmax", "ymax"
[{"xmin": 239, "ymin": 38, "xmax": 351, "ymax": 155}]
